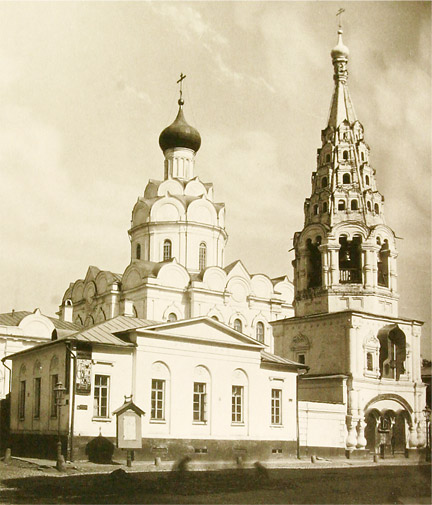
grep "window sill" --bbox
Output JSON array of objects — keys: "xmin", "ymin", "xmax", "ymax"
[
  {"xmin": 364, "ymin": 372, "xmax": 379, "ymax": 379},
  {"xmin": 192, "ymin": 421, "xmax": 207, "ymax": 425},
  {"xmin": 270, "ymin": 424, "xmax": 284, "ymax": 428},
  {"xmin": 149, "ymin": 419, "xmax": 167, "ymax": 424},
  {"xmin": 231, "ymin": 422, "xmax": 245, "ymax": 427},
  {"xmin": 92, "ymin": 417, "xmax": 111, "ymax": 422}
]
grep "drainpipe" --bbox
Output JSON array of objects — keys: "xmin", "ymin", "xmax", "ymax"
[
  {"xmin": 296, "ymin": 372, "xmax": 300, "ymax": 459},
  {"xmin": 296, "ymin": 367, "xmax": 308, "ymax": 459},
  {"xmin": 65, "ymin": 343, "xmax": 77, "ymax": 462},
  {"xmin": 1, "ymin": 358, "xmax": 12, "ymax": 395}
]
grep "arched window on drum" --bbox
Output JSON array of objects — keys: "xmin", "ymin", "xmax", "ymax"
[
  {"xmin": 199, "ymin": 242, "xmax": 207, "ymax": 270},
  {"xmin": 256, "ymin": 322, "xmax": 265, "ymax": 343},
  {"xmin": 163, "ymin": 240, "xmax": 172, "ymax": 261}
]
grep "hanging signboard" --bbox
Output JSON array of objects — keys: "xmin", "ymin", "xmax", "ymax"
[{"xmin": 75, "ymin": 349, "xmax": 92, "ymax": 395}]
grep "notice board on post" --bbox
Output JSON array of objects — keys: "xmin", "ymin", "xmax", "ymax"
[{"xmin": 113, "ymin": 398, "xmax": 145, "ymax": 450}]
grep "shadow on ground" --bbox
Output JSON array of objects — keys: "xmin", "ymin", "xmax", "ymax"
[{"xmin": 0, "ymin": 461, "xmax": 430, "ymax": 504}]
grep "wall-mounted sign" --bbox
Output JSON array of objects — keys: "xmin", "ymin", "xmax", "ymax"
[
  {"xmin": 76, "ymin": 350, "xmax": 92, "ymax": 395},
  {"xmin": 77, "ymin": 404, "xmax": 88, "ymax": 410}
]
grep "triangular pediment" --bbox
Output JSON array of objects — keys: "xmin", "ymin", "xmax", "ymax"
[
  {"xmin": 84, "ymin": 266, "xmax": 101, "ymax": 283},
  {"xmin": 138, "ymin": 317, "xmax": 263, "ymax": 349},
  {"xmin": 224, "ymin": 260, "xmax": 250, "ymax": 280}
]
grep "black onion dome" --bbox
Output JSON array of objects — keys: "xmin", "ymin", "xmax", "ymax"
[{"xmin": 159, "ymin": 100, "xmax": 201, "ymax": 153}]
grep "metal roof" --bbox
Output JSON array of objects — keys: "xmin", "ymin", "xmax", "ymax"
[
  {"xmin": 0, "ymin": 311, "xmax": 80, "ymax": 331},
  {"xmin": 260, "ymin": 350, "xmax": 308, "ymax": 369},
  {"xmin": 62, "ymin": 315, "xmax": 156, "ymax": 346}
]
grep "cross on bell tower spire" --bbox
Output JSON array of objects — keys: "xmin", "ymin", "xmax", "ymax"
[
  {"xmin": 177, "ymin": 73, "xmax": 186, "ymax": 106},
  {"xmin": 336, "ymin": 8, "xmax": 345, "ymax": 29}
]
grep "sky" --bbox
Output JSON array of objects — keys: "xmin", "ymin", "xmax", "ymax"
[{"xmin": 0, "ymin": 1, "xmax": 430, "ymax": 357}]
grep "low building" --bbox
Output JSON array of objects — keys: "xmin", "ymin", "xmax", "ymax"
[
  {"xmin": 5, "ymin": 315, "xmax": 306, "ymax": 462},
  {"xmin": 0, "ymin": 309, "xmax": 79, "ymax": 400}
]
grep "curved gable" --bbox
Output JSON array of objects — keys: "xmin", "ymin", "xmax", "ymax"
[{"xmin": 157, "ymin": 261, "xmax": 190, "ymax": 289}]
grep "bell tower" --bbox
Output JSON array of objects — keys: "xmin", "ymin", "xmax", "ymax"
[{"xmin": 293, "ymin": 28, "xmax": 399, "ymax": 318}]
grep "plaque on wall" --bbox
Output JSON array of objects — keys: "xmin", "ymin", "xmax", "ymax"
[{"xmin": 76, "ymin": 350, "xmax": 92, "ymax": 395}]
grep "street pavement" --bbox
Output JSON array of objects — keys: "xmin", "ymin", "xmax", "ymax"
[{"xmin": 0, "ymin": 455, "xmax": 430, "ymax": 504}]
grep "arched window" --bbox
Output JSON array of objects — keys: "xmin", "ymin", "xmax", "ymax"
[
  {"xmin": 365, "ymin": 175, "xmax": 370, "ymax": 186},
  {"xmin": 211, "ymin": 315, "xmax": 219, "ymax": 321},
  {"xmin": 168, "ymin": 313, "xmax": 177, "ymax": 322},
  {"xmin": 136, "ymin": 243, "xmax": 141, "ymax": 260},
  {"xmin": 325, "ymin": 154, "xmax": 331, "ymax": 163},
  {"xmin": 343, "ymin": 173, "xmax": 351, "ymax": 184},
  {"xmin": 233, "ymin": 319, "xmax": 242, "ymax": 333},
  {"xmin": 313, "ymin": 204, "xmax": 319, "ymax": 215},
  {"xmin": 256, "ymin": 322, "xmax": 265, "ymax": 343},
  {"xmin": 199, "ymin": 242, "xmax": 207, "ymax": 270},
  {"xmin": 374, "ymin": 203, "xmax": 379, "ymax": 214},
  {"xmin": 366, "ymin": 352, "xmax": 373, "ymax": 371},
  {"xmin": 343, "ymin": 150, "xmax": 349, "ymax": 160},
  {"xmin": 322, "ymin": 177, "xmax": 328, "ymax": 188},
  {"xmin": 367, "ymin": 201, "xmax": 372, "ymax": 211},
  {"xmin": 163, "ymin": 239, "xmax": 172, "ymax": 261},
  {"xmin": 351, "ymin": 199, "xmax": 358, "ymax": 210},
  {"xmin": 322, "ymin": 202, "xmax": 328, "ymax": 213},
  {"xmin": 306, "ymin": 237, "xmax": 322, "ymax": 288},
  {"xmin": 377, "ymin": 239, "xmax": 390, "ymax": 287},
  {"xmin": 378, "ymin": 325, "xmax": 406, "ymax": 380},
  {"xmin": 361, "ymin": 152, "xmax": 365, "ymax": 161},
  {"xmin": 338, "ymin": 200, "xmax": 346, "ymax": 211},
  {"xmin": 339, "ymin": 235, "xmax": 362, "ymax": 284}
]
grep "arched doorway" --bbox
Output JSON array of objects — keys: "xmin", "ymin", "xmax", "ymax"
[{"xmin": 365, "ymin": 407, "xmax": 411, "ymax": 457}]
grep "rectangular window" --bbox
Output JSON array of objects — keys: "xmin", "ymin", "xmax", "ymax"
[
  {"xmin": 33, "ymin": 377, "xmax": 41, "ymax": 419},
  {"xmin": 297, "ymin": 354, "xmax": 306, "ymax": 365},
  {"xmin": 50, "ymin": 374, "xmax": 58, "ymax": 417},
  {"xmin": 232, "ymin": 385, "xmax": 244, "ymax": 423},
  {"xmin": 151, "ymin": 379, "xmax": 165, "ymax": 420},
  {"xmin": 18, "ymin": 380, "xmax": 26, "ymax": 420},
  {"xmin": 271, "ymin": 388, "xmax": 282, "ymax": 425},
  {"xmin": 193, "ymin": 382, "xmax": 207, "ymax": 423},
  {"xmin": 94, "ymin": 375, "xmax": 110, "ymax": 418}
]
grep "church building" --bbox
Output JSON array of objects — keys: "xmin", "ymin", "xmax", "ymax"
[
  {"xmin": 58, "ymin": 83, "xmax": 294, "ymax": 352},
  {"xmin": 272, "ymin": 28, "xmax": 426, "ymax": 456}
]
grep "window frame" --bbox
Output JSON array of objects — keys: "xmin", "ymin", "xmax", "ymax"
[
  {"xmin": 231, "ymin": 385, "xmax": 244, "ymax": 424},
  {"xmin": 163, "ymin": 239, "xmax": 172, "ymax": 262},
  {"xmin": 271, "ymin": 388, "xmax": 282, "ymax": 426},
  {"xmin": 33, "ymin": 377, "xmax": 41, "ymax": 419},
  {"xmin": 18, "ymin": 380, "xmax": 26, "ymax": 420},
  {"xmin": 256, "ymin": 322, "xmax": 265, "ymax": 343},
  {"xmin": 233, "ymin": 319, "xmax": 242, "ymax": 333},
  {"xmin": 93, "ymin": 374, "xmax": 110, "ymax": 419},
  {"xmin": 199, "ymin": 242, "xmax": 207, "ymax": 270},
  {"xmin": 151, "ymin": 378, "xmax": 166, "ymax": 421},
  {"xmin": 50, "ymin": 374, "xmax": 58, "ymax": 418},
  {"xmin": 193, "ymin": 382, "xmax": 207, "ymax": 424}
]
